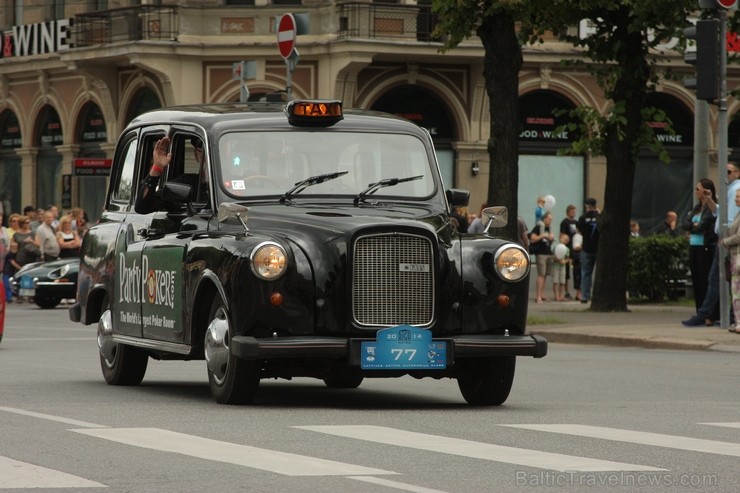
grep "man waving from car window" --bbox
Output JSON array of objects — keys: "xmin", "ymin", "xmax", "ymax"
[{"xmin": 135, "ymin": 136, "xmax": 206, "ymax": 214}]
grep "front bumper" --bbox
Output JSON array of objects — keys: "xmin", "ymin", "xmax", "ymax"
[
  {"xmin": 10, "ymin": 277, "xmax": 76, "ymax": 298},
  {"xmin": 231, "ymin": 333, "xmax": 548, "ymax": 363}
]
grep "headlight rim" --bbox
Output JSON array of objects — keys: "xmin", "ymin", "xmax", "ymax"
[
  {"xmin": 249, "ymin": 241, "xmax": 288, "ymax": 280},
  {"xmin": 493, "ymin": 244, "xmax": 530, "ymax": 282}
]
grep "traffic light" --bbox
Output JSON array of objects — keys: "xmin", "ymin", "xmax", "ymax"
[{"xmin": 683, "ymin": 19, "xmax": 720, "ymax": 102}]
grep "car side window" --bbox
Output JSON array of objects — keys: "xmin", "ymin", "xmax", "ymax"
[{"xmin": 111, "ymin": 136, "xmax": 138, "ymax": 203}]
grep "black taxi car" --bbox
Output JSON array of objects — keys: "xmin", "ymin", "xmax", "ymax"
[{"xmin": 70, "ymin": 100, "xmax": 546, "ymax": 405}]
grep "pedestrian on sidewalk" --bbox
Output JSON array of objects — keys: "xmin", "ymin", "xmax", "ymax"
[
  {"xmin": 577, "ymin": 198, "xmax": 599, "ymax": 304},
  {"xmin": 530, "ymin": 211, "xmax": 554, "ymax": 303},
  {"xmin": 721, "ymin": 189, "xmax": 740, "ymax": 332},
  {"xmin": 560, "ymin": 204, "xmax": 580, "ymax": 300},
  {"xmin": 681, "ymin": 179, "xmax": 718, "ymax": 324},
  {"xmin": 682, "ymin": 165, "xmax": 740, "ymax": 328}
]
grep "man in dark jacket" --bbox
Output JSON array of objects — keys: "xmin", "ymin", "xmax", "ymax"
[{"xmin": 577, "ymin": 198, "xmax": 599, "ymax": 304}]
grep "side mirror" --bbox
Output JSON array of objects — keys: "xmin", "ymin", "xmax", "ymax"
[
  {"xmin": 161, "ymin": 182, "xmax": 193, "ymax": 205},
  {"xmin": 446, "ymin": 188, "xmax": 470, "ymax": 207},
  {"xmin": 481, "ymin": 206, "xmax": 508, "ymax": 230}
]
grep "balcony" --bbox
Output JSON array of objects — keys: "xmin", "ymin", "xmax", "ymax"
[
  {"xmin": 73, "ymin": 5, "xmax": 178, "ymax": 46},
  {"xmin": 71, "ymin": 3, "xmax": 439, "ymax": 48},
  {"xmin": 337, "ymin": 2, "xmax": 440, "ymax": 42}
]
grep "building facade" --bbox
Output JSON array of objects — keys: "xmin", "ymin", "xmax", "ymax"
[{"xmin": 0, "ymin": 1, "xmax": 738, "ymax": 231}]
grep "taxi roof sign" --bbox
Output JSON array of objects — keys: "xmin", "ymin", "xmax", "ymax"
[{"xmin": 286, "ymin": 100, "xmax": 343, "ymax": 127}]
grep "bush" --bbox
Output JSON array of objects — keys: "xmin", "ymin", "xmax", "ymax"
[{"xmin": 627, "ymin": 235, "xmax": 689, "ymax": 301}]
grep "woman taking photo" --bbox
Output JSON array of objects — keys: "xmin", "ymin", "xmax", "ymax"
[{"xmin": 681, "ymin": 178, "xmax": 719, "ymax": 323}]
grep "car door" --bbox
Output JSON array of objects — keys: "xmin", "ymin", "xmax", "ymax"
[
  {"xmin": 139, "ymin": 129, "xmax": 213, "ymax": 343},
  {"xmin": 112, "ymin": 127, "xmax": 168, "ymax": 339}
]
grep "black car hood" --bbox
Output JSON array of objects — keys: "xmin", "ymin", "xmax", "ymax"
[{"xmin": 242, "ymin": 202, "xmax": 452, "ymax": 239}]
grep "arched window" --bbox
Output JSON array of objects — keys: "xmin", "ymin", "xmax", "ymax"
[
  {"xmin": 371, "ymin": 85, "xmax": 456, "ymax": 187},
  {"xmin": 34, "ymin": 105, "xmax": 63, "ymax": 208},
  {"xmin": 125, "ymin": 88, "xmax": 162, "ymax": 125},
  {"xmin": 0, "ymin": 109, "xmax": 22, "ymax": 215}
]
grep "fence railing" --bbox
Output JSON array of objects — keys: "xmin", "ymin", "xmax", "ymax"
[
  {"xmin": 71, "ymin": 3, "xmax": 439, "ymax": 47},
  {"xmin": 73, "ymin": 5, "xmax": 178, "ymax": 47},
  {"xmin": 337, "ymin": 2, "xmax": 440, "ymax": 42}
]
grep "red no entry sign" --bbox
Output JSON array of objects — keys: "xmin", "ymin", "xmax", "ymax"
[
  {"xmin": 717, "ymin": 0, "xmax": 738, "ymax": 8},
  {"xmin": 277, "ymin": 14, "xmax": 296, "ymax": 59}
]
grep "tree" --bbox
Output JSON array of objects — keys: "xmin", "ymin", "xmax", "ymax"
[
  {"xmin": 432, "ymin": 1, "xmax": 530, "ymax": 242},
  {"xmin": 529, "ymin": 0, "xmax": 696, "ymax": 311}
]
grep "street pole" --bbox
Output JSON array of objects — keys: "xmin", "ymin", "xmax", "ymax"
[
  {"xmin": 718, "ymin": 8, "xmax": 729, "ymax": 329},
  {"xmin": 694, "ymin": 101, "xmax": 711, "ymax": 188},
  {"xmin": 285, "ymin": 49, "xmax": 299, "ymax": 101}
]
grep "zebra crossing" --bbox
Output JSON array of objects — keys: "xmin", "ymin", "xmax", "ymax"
[{"xmin": 0, "ymin": 407, "xmax": 737, "ymax": 490}]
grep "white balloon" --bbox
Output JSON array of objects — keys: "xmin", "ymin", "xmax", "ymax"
[
  {"xmin": 572, "ymin": 233, "xmax": 583, "ymax": 250},
  {"xmin": 554, "ymin": 243, "xmax": 568, "ymax": 260},
  {"xmin": 544, "ymin": 194, "xmax": 556, "ymax": 211}
]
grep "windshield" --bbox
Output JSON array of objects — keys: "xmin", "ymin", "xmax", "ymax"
[{"xmin": 217, "ymin": 131, "xmax": 436, "ymax": 200}]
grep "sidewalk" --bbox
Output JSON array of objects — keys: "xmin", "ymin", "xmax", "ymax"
[{"xmin": 528, "ymin": 299, "xmax": 740, "ymax": 353}]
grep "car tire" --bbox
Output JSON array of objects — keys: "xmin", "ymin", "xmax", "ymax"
[
  {"xmin": 323, "ymin": 367, "xmax": 364, "ymax": 389},
  {"xmin": 204, "ymin": 296, "xmax": 260, "ymax": 404},
  {"xmin": 35, "ymin": 296, "xmax": 61, "ymax": 309},
  {"xmin": 98, "ymin": 299, "xmax": 148, "ymax": 386},
  {"xmin": 457, "ymin": 356, "xmax": 516, "ymax": 406}
]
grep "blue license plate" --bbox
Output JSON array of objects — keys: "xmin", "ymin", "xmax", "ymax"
[
  {"xmin": 19, "ymin": 276, "xmax": 35, "ymax": 289},
  {"xmin": 361, "ymin": 325, "xmax": 447, "ymax": 370}
]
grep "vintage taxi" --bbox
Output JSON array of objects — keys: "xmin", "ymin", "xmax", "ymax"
[{"xmin": 69, "ymin": 100, "xmax": 547, "ymax": 405}]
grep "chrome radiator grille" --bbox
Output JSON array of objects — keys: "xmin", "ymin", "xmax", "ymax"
[{"xmin": 352, "ymin": 233, "xmax": 434, "ymax": 326}]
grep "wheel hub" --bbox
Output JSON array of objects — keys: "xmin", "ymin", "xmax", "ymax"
[
  {"xmin": 97, "ymin": 309, "xmax": 116, "ymax": 367},
  {"xmin": 205, "ymin": 307, "xmax": 229, "ymax": 385}
]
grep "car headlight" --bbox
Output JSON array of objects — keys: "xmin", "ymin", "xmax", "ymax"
[
  {"xmin": 250, "ymin": 242, "xmax": 287, "ymax": 280},
  {"xmin": 493, "ymin": 245, "xmax": 529, "ymax": 281}
]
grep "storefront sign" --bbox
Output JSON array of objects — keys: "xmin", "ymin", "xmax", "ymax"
[
  {"xmin": 74, "ymin": 158, "xmax": 112, "ymax": 176},
  {"xmin": 519, "ymin": 91, "xmax": 578, "ymax": 144},
  {"xmin": 0, "ymin": 18, "xmax": 74, "ymax": 59}
]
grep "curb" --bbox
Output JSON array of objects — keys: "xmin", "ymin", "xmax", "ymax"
[{"xmin": 530, "ymin": 330, "xmax": 722, "ymax": 352}]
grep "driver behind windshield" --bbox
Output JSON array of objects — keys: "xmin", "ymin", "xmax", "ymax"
[{"xmin": 135, "ymin": 136, "xmax": 206, "ymax": 214}]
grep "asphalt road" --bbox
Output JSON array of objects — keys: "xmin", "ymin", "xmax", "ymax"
[{"xmin": 0, "ymin": 303, "xmax": 738, "ymax": 493}]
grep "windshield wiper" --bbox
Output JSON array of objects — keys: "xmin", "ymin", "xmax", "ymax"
[
  {"xmin": 353, "ymin": 175, "xmax": 423, "ymax": 205},
  {"xmin": 279, "ymin": 171, "xmax": 349, "ymax": 203}
]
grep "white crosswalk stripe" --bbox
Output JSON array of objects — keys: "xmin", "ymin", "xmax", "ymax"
[
  {"xmin": 72, "ymin": 427, "xmax": 397, "ymax": 477},
  {"xmin": 0, "ymin": 456, "xmax": 105, "ymax": 489},
  {"xmin": 295, "ymin": 425, "xmax": 664, "ymax": 472},
  {"xmin": 700, "ymin": 422, "xmax": 740, "ymax": 429},
  {"xmin": 503, "ymin": 424, "xmax": 740, "ymax": 457}
]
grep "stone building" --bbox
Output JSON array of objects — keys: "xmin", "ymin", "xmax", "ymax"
[{"xmin": 0, "ymin": 1, "xmax": 737, "ymax": 230}]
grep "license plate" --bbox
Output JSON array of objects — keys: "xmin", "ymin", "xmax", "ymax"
[
  {"xmin": 361, "ymin": 325, "xmax": 447, "ymax": 370},
  {"xmin": 19, "ymin": 276, "xmax": 35, "ymax": 289}
]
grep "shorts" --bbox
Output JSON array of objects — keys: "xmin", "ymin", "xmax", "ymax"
[
  {"xmin": 552, "ymin": 263, "xmax": 566, "ymax": 284},
  {"xmin": 535, "ymin": 254, "xmax": 553, "ymax": 277}
]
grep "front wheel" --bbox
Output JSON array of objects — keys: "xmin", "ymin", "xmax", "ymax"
[
  {"xmin": 457, "ymin": 357, "xmax": 516, "ymax": 406},
  {"xmin": 98, "ymin": 306, "xmax": 148, "ymax": 385},
  {"xmin": 204, "ymin": 296, "xmax": 260, "ymax": 404}
]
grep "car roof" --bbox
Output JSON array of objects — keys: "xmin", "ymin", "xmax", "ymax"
[{"xmin": 127, "ymin": 103, "xmax": 429, "ymax": 137}]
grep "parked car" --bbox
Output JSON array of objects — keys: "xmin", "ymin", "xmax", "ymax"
[
  {"xmin": 69, "ymin": 99, "xmax": 547, "ymax": 405},
  {"xmin": 11, "ymin": 258, "xmax": 79, "ymax": 309}
]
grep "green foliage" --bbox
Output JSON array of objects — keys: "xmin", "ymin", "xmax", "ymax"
[
  {"xmin": 555, "ymin": 104, "xmax": 672, "ymax": 163},
  {"xmin": 627, "ymin": 235, "xmax": 689, "ymax": 302}
]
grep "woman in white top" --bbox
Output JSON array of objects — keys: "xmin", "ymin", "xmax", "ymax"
[{"xmin": 56, "ymin": 215, "xmax": 81, "ymax": 258}]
